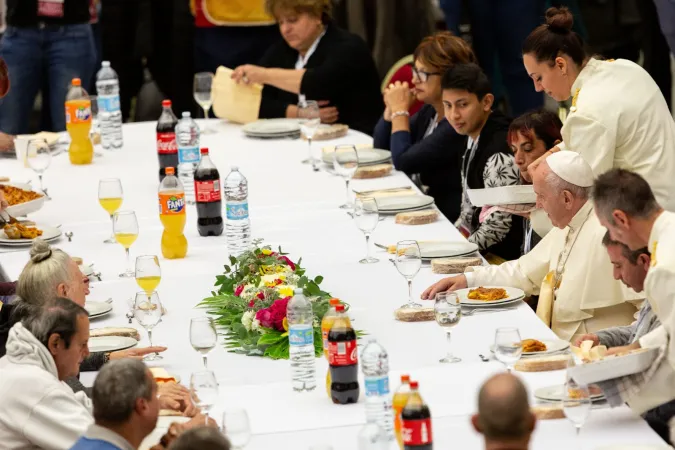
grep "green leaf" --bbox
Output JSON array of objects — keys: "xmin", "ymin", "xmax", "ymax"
[
  {"xmin": 258, "ymin": 331, "xmax": 286, "ymax": 345},
  {"xmin": 229, "ymin": 256, "xmax": 237, "ymax": 265}
]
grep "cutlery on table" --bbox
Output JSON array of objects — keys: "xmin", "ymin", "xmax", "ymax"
[
  {"xmin": 65, "ymin": 231, "xmax": 73, "ymax": 242},
  {"xmin": 353, "ymin": 186, "xmax": 412, "ymax": 195},
  {"xmin": 461, "ymin": 306, "xmax": 518, "ymax": 316},
  {"xmin": 478, "ymin": 354, "xmax": 490, "ymax": 362}
]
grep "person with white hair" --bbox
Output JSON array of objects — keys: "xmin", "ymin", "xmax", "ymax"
[{"xmin": 422, "ymin": 151, "xmax": 641, "ymax": 342}]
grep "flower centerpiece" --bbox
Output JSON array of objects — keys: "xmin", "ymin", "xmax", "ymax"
[{"xmin": 200, "ymin": 241, "xmax": 360, "ymax": 360}]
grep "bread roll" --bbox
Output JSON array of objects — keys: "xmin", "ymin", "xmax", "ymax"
[
  {"xmin": 353, "ymin": 164, "xmax": 393, "ymax": 179},
  {"xmin": 394, "ymin": 307, "xmax": 435, "ymax": 322},
  {"xmin": 395, "ymin": 209, "xmax": 439, "ymax": 225},
  {"xmin": 90, "ymin": 327, "xmax": 141, "ymax": 341},
  {"xmin": 303, "ymin": 124, "xmax": 348, "ymax": 141},
  {"xmin": 514, "ymin": 354, "xmax": 569, "ymax": 372},
  {"xmin": 431, "ymin": 257, "xmax": 482, "ymax": 274},
  {"xmin": 531, "ymin": 405, "xmax": 565, "ymax": 420}
]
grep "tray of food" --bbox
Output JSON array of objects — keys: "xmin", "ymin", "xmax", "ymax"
[
  {"xmin": 467, "ymin": 185, "xmax": 536, "ymax": 207},
  {"xmin": 1, "ymin": 183, "xmax": 45, "ymax": 217},
  {"xmin": 567, "ymin": 340, "xmax": 660, "ymax": 385}
]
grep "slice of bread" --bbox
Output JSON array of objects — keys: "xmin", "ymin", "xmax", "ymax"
[
  {"xmin": 531, "ymin": 404, "xmax": 565, "ymax": 420},
  {"xmin": 394, "ymin": 307, "xmax": 435, "ymax": 322},
  {"xmin": 431, "ymin": 257, "xmax": 482, "ymax": 274},
  {"xmin": 353, "ymin": 164, "xmax": 393, "ymax": 179},
  {"xmin": 302, "ymin": 124, "xmax": 348, "ymax": 141},
  {"xmin": 395, "ymin": 209, "xmax": 439, "ymax": 225},
  {"xmin": 515, "ymin": 354, "xmax": 569, "ymax": 372},
  {"xmin": 90, "ymin": 327, "xmax": 141, "ymax": 341}
]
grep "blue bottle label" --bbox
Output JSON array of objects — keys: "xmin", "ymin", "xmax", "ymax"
[
  {"xmin": 365, "ymin": 375, "xmax": 390, "ymax": 397},
  {"xmin": 226, "ymin": 201, "xmax": 249, "ymax": 220},
  {"xmin": 178, "ymin": 146, "xmax": 200, "ymax": 164},
  {"xmin": 289, "ymin": 324, "xmax": 314, "ymax": 346},
  {"xmin": 97, "ymin": 95, "xmax": 120, "ymax": 113}
]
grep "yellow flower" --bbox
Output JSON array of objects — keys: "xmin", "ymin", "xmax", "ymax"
[
  {"xmin": 278, "ymin": 275, "xmax": 286, "ymax": 281},
  {"xmin": 262, "ymin": 249, "xmax": 273, "ymax": 256},
  {"xmin": 278, "ymin": 286, "xmax": 294, "ymax": 298},
  {"xmin": 282, "ymin": 317, "xmax": 288, "ymax": 331}
]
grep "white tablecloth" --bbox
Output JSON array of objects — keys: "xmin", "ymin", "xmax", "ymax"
[{"xmin": 0, "ymin": 121, "xmax": 666, "ymax": 449}]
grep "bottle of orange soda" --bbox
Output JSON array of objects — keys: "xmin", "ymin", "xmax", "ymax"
[
  {"xmin": 65, "ymin": 78, "xmax": 93, "ymax": 165},
  {"xmin": 158, "ymin": 167, "xmax": 188, "ymax": 259},
  {"xmin": 393, "ymin": 374, "xmax": 412, "ymax": 448}
]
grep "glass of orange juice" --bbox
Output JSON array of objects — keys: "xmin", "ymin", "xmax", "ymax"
[
  {"xmin": 98, "ymin": 178, "xmax": 123, "ymax": 244},
  {"xmin": 135, "ymin": 255, "xmax": 161, "ymax": 297},
  {"xmin": 113, "ymin": 210, "xmax": 139, "ymax": 278}
]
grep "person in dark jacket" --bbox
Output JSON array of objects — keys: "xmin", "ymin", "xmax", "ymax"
[
  {"xmin": 442, "ymin": 63, "xmax": 523, "ymax": 260},
  {"xmin": 230, "ymin": 0, "xmax": 382, "ymax": 135},
  {"xmin": 373, "ymin": 32, "xmax": 476, "ymax": 222}
]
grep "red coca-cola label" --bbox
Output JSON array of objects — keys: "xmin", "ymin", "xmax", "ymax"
[
  {"xmin": 402, "ymin": 419, "xmax": 433, "ymax": 446},
  {"xmin": 328, "ymin": 339, "xmax": 358, "ymax": 366},
  {"xmin": 195, "ymin": 180, "xmax": 221, "ymax": 202},
  {"xmin": 38, "ymin": 0, "xmax": 64, "ymax": 18},
  {"xmin": 156, "ymin": 132, "xmax": 177, "ymax": 154}
]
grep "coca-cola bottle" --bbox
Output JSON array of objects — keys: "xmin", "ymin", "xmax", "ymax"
[
  {"xmin": 194, "ymin": 147, "xmax": 223, "ymax": 236},
  {"xmin": 401, "ymin": 381, "xmax": 432, "ymax": 450},
  {"xmin": 156, "ymin": 99, "xmax": 179, "ymax": 182},
  {"xmin": 328, "ymin": 304, "xmax": 359, "ymax": 404}
]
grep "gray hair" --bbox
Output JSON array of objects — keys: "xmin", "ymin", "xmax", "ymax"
[
  {"xmin": 21, "ymin": 297, "xmax": 88, "ymax": 350},
  {"xmin": 16, "ymin": 239, "xmax": 73, "ymax": 306},
  {"xmin": 592, "ymin": 168, "xmax": 661, "ymax": 223},
  {"xmin": 93, "ymin": 359, "xmax": 154, "ymax": 424},
  {"xmin": 169, "ymin": 427, "xmax": 231, "ymax": 450},
  {"xmin": 545, "ymin": 168, "xmax": 590, "ymax": 199}
]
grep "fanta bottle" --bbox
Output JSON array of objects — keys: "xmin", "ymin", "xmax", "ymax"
[
  {"xmin": 158, "ymin": 167, "xmax": 188, "ymax": 259},
  {"xmin": 65, "ymin": 78, "xmax": 93, "ymax": 165}
]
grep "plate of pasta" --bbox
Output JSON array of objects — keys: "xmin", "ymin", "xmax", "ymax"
[
  {"xmin": 454, "ymin": 286, "xmax": 525, "ymax": 306},
  {"xmin": 1, "ymin": 183, "xmax": 45, "ymax": 217}
]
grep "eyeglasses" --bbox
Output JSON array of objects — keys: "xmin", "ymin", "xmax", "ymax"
[{"xmin": 411, "ymin": 66, "xmax": 441, "ymax": 83}]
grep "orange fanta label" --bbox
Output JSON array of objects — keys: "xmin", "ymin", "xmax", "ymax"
[
  {"xmin": 65, "ymin": 100, "xmax": 92, "ymax": 125},
  {"xmin": 159, "ymin": 193, "xmax": 185, "ymax": 215}
]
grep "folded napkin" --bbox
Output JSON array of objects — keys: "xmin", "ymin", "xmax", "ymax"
[{"xmin": 212, "ymin": 66, "xmax": 262, "ymax": 124}]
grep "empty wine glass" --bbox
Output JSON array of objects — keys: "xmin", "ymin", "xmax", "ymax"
[
  {"xmin": 222, "ymin": 408, "xmax": 252, "ymax": 449},
  {"xmin": 133, "ymin": 291, "xmax": 163, "ymax": 361},
  {"xmin": 563, "ymin": 379, "xmax": 592, "ymax": 437},
  {"xmin": 434, "ymin": 292, "xmax": 461, "ymax": 363},
  {"xmin": 190, "ymin": 370, "xmax": 219, "ymax": 425},
  {"xmin": 333, "ymin": 145, "xmax": 359, "ymax": 210},
  {"xmin": 298, "ymin": 100, "xmax": 320, "ymax": 168},
  {"xmin": 98, "ymin": 178, "xmax": 123, "ymax": 244},
  {"xmin": 494, "ymin": 327, "xmax": 523, "ymax": 372},
  {"xmin": 26, "ymin": 138, "xmax": 51, "ymax": 200},
  {"xmin": 190, "ymin": 317, "xmax": 218, "ymax": 368},
  {"xmin": 394, "ymin": 240, "xmax": 422, "ymax": 309},
  {"xmin": 353, "ymin": 197, "xmax": 379, "ymax": 264},
  {"xmin": 194, "ymin": 72, "xmax": 215, "ymax": 134},
  {"xmin": 113, "ymin": 211, "xmax": 139, "ymax": 278},
  {"xmin": 135, "ymin": 255, "xmax": 161, "ymax": 297}
]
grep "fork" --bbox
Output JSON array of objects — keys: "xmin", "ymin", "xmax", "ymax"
[{"xmin": 461, "ymin": 306, "xmax": 518, "ymax": 316}]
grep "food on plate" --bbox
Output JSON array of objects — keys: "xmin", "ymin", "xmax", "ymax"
[
  {"xmin": 394, "ymin": 307, "xmax": 435, "ymax": 322},
  {"xmin": 514, "ymin": 354, "xmax": 569, "ymax": 372},
  {"xmin": 467, "ymin": 287, "xmax": 508, "ymax": 301},
  {"xmin": 90, "ymin": 327, "xmax": 141, "ymax": 341},
  {"xmin": 394, "ymin": 209, "xmax": 439, "ymax": 225},
  {"xmin": 303, "ymin": 123, "xmax": 348, "ymax": 141},
  {"xmin": 431, "ymin": 257, "xmax": 482, "ymax": 274},
  {"xmin": 150, "ymin": 367, "xmax": 177, "ymax": 384},
  {"xmin": 531, "ymin": 404, "xmax": 565, "ymax": 420},
  {"xmin": 522, "ymin": 339, "xmax": 547, "ymax": 353},
  {"xmin": 0, "ymin": 184, "xmax": 43, "ymax": 205},
  {"xmin": 3, "ymin": 223, "xmax": 43, "ymax": 239},
  {"xmin": 353, "ymin": 163, "xmax": 393, "ymax": 179}
]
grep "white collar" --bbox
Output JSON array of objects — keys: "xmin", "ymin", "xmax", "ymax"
[
  {"xmin": 83, "ymin": 424, "xmax": 135, "ymax": 450},
  {"xmin": 296, "ymin": 28, "xmax": 327, "ymax": 69}
]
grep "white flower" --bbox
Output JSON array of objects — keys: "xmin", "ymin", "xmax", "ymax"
[
  {"xmin": 241, "ymin": 310, "xmax": 255, "ymax": 331},
  {"xmin": 251, "ymin": 318, "xmax": 261, "ymax": 331}
]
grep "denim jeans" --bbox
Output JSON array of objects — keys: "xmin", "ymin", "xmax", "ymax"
[
  {"xmin": 654, "ymin": 0, "xmax": 675, "ymax": 56},
  {"xmin": 0, "ymin": 24, "xmax": 96, "ymax": 134}
]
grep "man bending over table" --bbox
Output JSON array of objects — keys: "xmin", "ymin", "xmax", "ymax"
[{"xmin": 422, "ymin": 151, "xmax": 641, "ymax": 342}]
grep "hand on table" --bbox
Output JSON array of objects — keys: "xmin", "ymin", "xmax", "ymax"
[
  {"xmin": 109, "ymin": 346, "xmax": 167, "ymax": 361},
  {"xmin": 317, "ymin": 100, "xmax": 339, "ymax": 124},
  {"xmin": 157, "ymin": 382, "xmax": 199, "ymax": 417},
  {"xmin": 574, "ymin": 333, "xmax": 600, "ymax": 348},
  {"xmin": 231, "ymin": 64, "xmax": 267, "ymax": 85},
  {"xmin": 384, "ymin": 81, "xmax": 414, "ymax": 114},
  {"xmin": 421, "ymin": 275, "xmax": 468, "ymax": 300}
]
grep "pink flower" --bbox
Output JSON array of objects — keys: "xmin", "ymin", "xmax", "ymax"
[
  {"xmin": 255, "ymin": 308, "xmax": 273, "ymax": 328},
  {"xmin": 234, "ymin": 285, "xmax": 244, "ymax": 297},
  {"xmin": 255, "ymin": 297, "xmax": 291, "ymax": 331},
  {"xmin": 257, "ymin": 292, "xmax": 265, "ymax": 300},
  {"xmin": 248, "ymin": 299, "xmax": 256, "ymax": 308},
  {"xmin": 278, "ymin": 256, "xmax": 296, "ymax": 271}
]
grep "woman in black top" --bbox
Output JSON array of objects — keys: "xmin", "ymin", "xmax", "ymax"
[{"xmin": 231, "ymin": 0, "xmax": 382, "ymax": 135}]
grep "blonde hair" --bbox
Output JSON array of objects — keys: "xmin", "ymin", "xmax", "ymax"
[
  {"xmin": 265, "ymin": 0, "xmax": 333, "ymax": 23},
  {"xmin": 16, "ymin": 239, "xmax": 73, "ymax": 306}
]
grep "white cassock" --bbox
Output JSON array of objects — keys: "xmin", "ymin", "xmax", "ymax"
[
  {"xmin": 557, "ymin": 58, "xmax": 675, "ymax": 212},
  {"xmin": 464, "ymin": 201, "xmax": 641, "ymax": 342}
]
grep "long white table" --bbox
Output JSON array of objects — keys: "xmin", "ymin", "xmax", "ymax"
[{"xmin": 0, "ymin": 121, "xmax": 666, "ymax": 449}]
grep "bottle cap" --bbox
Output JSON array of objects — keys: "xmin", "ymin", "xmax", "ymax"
[
  {"xmin": 401, "ymin": 374, "xmax": 410, "ymax": 383},
  {"xmin": 294, "ymin": 288, "xmax": 304, "ymax": 295},
  {"xmin": 410, "ymin": 381, "xmax": 419, "ymax": 389},
  {"xmin": 200, "ymin": 148, "xmax": 209, "ymax": 155},
  {"xmin": 162, "ymin": 99, "xmax": 172, "ymax": 107},
  {"xmin": 329, "ymin": 298, "xmax": 340, "ymax": 306},
  {"xmin": 102, "ymin": 61, "xmax": 110, "ymax": 67},
  {"xmin": 71, "ymin": 78, "xmax": 81, "ymax": 86},
  {"xmin": 165, "ymin": 167, "xmax": 175, "ymax": 175},
  {"xmin": 181, "ymin": 111, "xmax": 190, "ymax": 118},
  {"xmin": 335, "ymin": 304, "xmax": 345, "ymax": 312},
  {"xmin": 231, "ymin": 166, "xmax": 239, "ymax": 171}
]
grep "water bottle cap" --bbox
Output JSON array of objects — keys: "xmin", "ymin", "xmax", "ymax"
[
  {"xmin": 410, "ymin": 381, "xmax": 419, "ymax": 389},
  {"xmin": 335, "ymin": 304, "xmax": 345, "ymax": 312},
  {"xmin": 101, "ymin": 61, "xmax": 110, "ymax": 67},
  {"xmin": 367, "ymin": 337, "xmax": 376, "ymax": 343},
  {"xmin": 294, "ymin": 288, "xmax": 303, "ymax": 295},
  {"xmin": 162, "ymin": 99, "xmax": 172, "ymax": 108},
  {"xmin": 200, "ymin": 148, "xmax": 209, "ymax": 155},
  {"xmin": 71, "ymin": 78, "xmax": 81, "ymax": 87},
  {"xmin": 165, "ymin": 167, "xmax": 175, "ymax": 175},
  {"xmin": 231, "ymin": 166, "xmax": 239, "ymax": 171},
  {"xmin": 182, "ymin": 111, "xmax": 191, "ymax": 118}
]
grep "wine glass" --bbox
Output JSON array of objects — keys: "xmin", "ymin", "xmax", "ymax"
[
  {"xmin": 298, "ymin": 100, "xmax": 320, "ymax": 168},
  {"xmin": 353, "ymin": 197, "xmax": 379, "ymax": 264},
  {"xmin": 434, "ymin": 292, "xmax": 461, "ymax": 363},
  {"xmin": 394, "ymin": 240, "xmax": 422, "ymax": 308},
  {"xmin": 113, "ymin": 211, "xmax": 139, "ymax": 278},
  {"xmin": 563, "ymin": 379, "xmax": 592, "ymax": 437},
  {"xmin": 26, "ymin": 138, "xmax": 51, "ymax": 200},
  {"xmin": 90, "ymin": 95, "xmax": 100, "ymax": 142},
  {"xmin": 194, "ymin": 72, "xmax": 215, "ymax": 134},
  {"xmin": 333, "ymin": 145, "xmax": 359, "ymax": 209},
  {"xmin": 494, "ymin": 327, "xmax": 523, "ymax": 372},
  {"xmin": 133, "ymin": 291, "xmax": 163, "ymax": 361},
  {"xmin": 222, "ymin": 408, "xmax": 252, "ymax": 449},
  {"xmin": 136, "ymin": 255, "xmax": 161, "ymax": 297},
  {"xmin": 98, "ymin": 178, "xmax": 123, "ymax": 244},
  {"xmin": 190, "ymin": 370, "xmax": 219, "ymax": 425},
  {"xmin": 190, "ymin": 317, "xmax": 218, "ymax": 368}
]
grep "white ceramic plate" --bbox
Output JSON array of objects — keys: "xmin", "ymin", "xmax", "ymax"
[
  {"xmin": 418, "ymin": 240, "xmax": 479, "ymax": 259},
  {"xmin": 490, "ymin": 339, "xmax": 570, "ymax": 356},
  {"xmin": 88, "ymin": 336, "xmax": 137, "ymax": 353},
  {"xmin": 2, "ymin": 183, "xmax": 46, "ymax": 217},
  {"xmin": 0, "ymin": 225, "xmax": 61, "ymax": 246},
  {"xmin": 454, "ymin": 286, "xmax": 526, "ymax": 306},
  {"xmin": 85, "ymin": 301, "xmax": 113, "ymax": 318},
  {"xmin": 242, "ymin": 118, "xmax": 300, "ymax": 135},
  {"xmin": 321, "ymin": 147, "xmax": 391, "ymax": 166},
  {"xmin": 534, "ymin": 384, "xmax": 605, "ymax": 402},
  {"xmin": 375, "ymin": 195, "xmax": 435, "ymax": 212}
]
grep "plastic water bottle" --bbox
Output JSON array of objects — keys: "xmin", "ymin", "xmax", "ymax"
[
  {"xmin": 223, "ymin": 167, "xmax": 251, "ymax": 256},
  {"xmin": 175, "ymin": 112, "xmax": 200, "ymax": 204},
  {"xmin": 358, "ymin": 422, "xmax": 388, "ymax": 450},
  {"xmin": 95, "ymin": 61, "xmax": 123, "ymax": 149},
  {"xmin": 361, "ymin": 338, "xmax": 395, "ymax": 441},
  {"xmin": 287, "ymin": 288, "xmax": 316, "ymax": 391}
]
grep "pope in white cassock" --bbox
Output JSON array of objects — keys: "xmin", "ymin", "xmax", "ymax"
[{"xmin": 422, "ymin": 151, "xmax": 641, "ymax": 342}]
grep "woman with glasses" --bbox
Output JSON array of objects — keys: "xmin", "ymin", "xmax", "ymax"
[{"xmin": 373, "ymin": 32, "xmax": 476, "ymax": 222}]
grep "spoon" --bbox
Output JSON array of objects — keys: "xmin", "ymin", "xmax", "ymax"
[{"xmin": 478, "ymin": 354, "xmax": 490, "ymax": 362}]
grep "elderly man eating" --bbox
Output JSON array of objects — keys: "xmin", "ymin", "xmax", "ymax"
[{"xmin": 422, "ymin": 151, "xmax": 641, "ymax": 342}]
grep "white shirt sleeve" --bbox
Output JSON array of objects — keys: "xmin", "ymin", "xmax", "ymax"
[
  {"xmin": 639, "ymin": 325, "xmax": 668, "ymax": 349},
  {"xmin": 562, "ymin": 112, "xmax": 616, "ymax": 176}
]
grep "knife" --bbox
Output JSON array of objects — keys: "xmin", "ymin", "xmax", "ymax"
[
  {"xmin": 353, "ymin": 186, "xmax": 412, "ymax": 195},
  {"xmin": 374, "ymin": 243, "xmax": 389, "ymax": 251}
]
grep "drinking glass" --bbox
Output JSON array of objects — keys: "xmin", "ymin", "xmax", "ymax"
[
  {"xmin": 332, "ymin": 145, "xmax": 359, "ymax": 209},
  {"xmin": 190, "ymin": 370, "xmax": 219, "ymax": 425},
  {"xmin": 135, "ymin": 255, "xmax": 161, "ymax": 297},
  {"xmin": 98, "ymin": 178, "xmax": 123, "ymax": 244},
  {"xmin": 394, "ymin": 240, "xmax": 422, "ymax": 308},
  {"xmin": 190, "ymin": 317, "xmax": 218, "ymax": 368},
  {"xmin": 494, "ymin": 327, "xmax": 523, "ymax": 372},
  {"xmin": 434, "ymin": 292, "xmax": 461, "ymax": 363},
  {"xmin": 353, "ymin": 197, "xmax": 379, "ymax": 264},
  {"xmin": 133, "ymin": 291, "xmax": 163, "ymax": 361},
  {"xmin": 194, "ymin": 72, "xmax": 215, "ymax": 133},
  {"xmin": 563, "ymin": 379, "xmax": 592, "ymax": 437},
  {"xmin": 298, "ymin": 100, "xmax": 320, "ymax": 168},
  {"xmin": 113, "ymin": 211, "xmax": 139, "ymax": 278},
  {"xmin": 222, "ymin": 408, "xmax": 252, "ymax": 449},
  {"xmin": 26, "ymin": 138, "xmax": 51, "ymax": 200}
]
